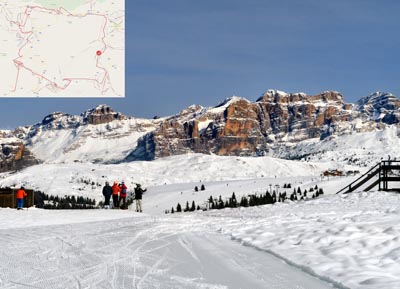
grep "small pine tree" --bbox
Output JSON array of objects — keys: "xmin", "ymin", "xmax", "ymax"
[
  {"xmin": 194, "ymin": 186, "xmax": 199, "ymax": 192},
  {"xmin": 218, "ymin": 195, "xmax": 224, "ymax": 209},
  {"xmin": 185, "ymin": 201, "xmax": 190, "ymax": 212},
  {"xmin": 176, "ymin": 203, "xmax": 182, "ymax": 212},
  {"xmin": 240, "ymin": 196, "xmax": 248, "ymax": 207},
  {"xmin": 191, "ymin": 201, "xmax": 196, "ymax": 211},
  {"xmin": 201, "ymin": 184, "xmax": 205, "ymax": 191},
  {"xmin": 231, "ymin": 192, "xmax": 237, "ymax": 207},
  {"xmin": 171, "ymin": 207, "xmax": 175, "ymax": 214}
]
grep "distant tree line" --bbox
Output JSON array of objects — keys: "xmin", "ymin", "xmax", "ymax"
[
  {"xmin": 34, "ymin": 191, "xmax": 97, "ymax": 209},
  {"xmin": 165, "ymin": 184, "xmax": 324, "ymax": 214}
]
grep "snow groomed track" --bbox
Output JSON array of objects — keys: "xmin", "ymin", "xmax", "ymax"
[{"xmin": 0, "ymin": 215, "xmax": 337, "ymax": 289}]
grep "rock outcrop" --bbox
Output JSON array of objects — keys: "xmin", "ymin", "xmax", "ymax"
[
  {"xmin": 0, "ymin": 141, "xmax": 40, "ymax": 172},
  {"xmin": 128, "ymin": 90, "xmax": 399, "ymax": 160},
  {"xmin": 82, "ymin": 105, "xmax": 127, "ymax": 125}
]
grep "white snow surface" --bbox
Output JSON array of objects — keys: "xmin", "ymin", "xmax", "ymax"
[
  {"xmin": 28, "ymin": 118, "xmax": 156, "ymax": 163},
  {"xmin": 0, "ymin": 154, "xmax": 332, "ymax": 198},
  {"xmin": 1, "ymin": 154, "xmax": 400, "ymax": 288}
]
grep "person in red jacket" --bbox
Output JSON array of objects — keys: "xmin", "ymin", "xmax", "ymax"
[
  {"xmin": 111, "ymin": 182, "xmax": 120, "ymax": 208},
  {"xmin": 16, "ymin": 186, "xmax": 27, "ymax": 210},
  {"xmin": 119, "ymin": 182, "xmax": 128, "ymax": 209}
]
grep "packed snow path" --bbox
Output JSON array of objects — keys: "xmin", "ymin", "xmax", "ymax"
[{"xmin": 0, "ymin": 214, "xmax": 336, "ymax": 289}]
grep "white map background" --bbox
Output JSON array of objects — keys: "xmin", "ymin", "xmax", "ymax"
[{"xmin": 0, "ymin": 0, "xmax": 124, "ymax": 97}]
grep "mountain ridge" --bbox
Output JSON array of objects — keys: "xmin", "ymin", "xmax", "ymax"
[{"xmin": 0, "ymin": 90, "xmax": 399, "ymax": 172}]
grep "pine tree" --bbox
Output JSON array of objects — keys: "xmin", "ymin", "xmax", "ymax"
[
  {"xmin": 240, "ymin": 196, "xmax": 248, "ymax": 207},
  {"xmin": 231, "ymin": 192, "xmax": 237, "ymax": 207},
  {"xmin": 194, "ymin": 186, "xmax": 199, "ymax": 192},
  {"xmin": 171, "ymin": 207, "xmax": 175, "ymax": 214},
  {"xmin": 191, "ymin": 201, "xmax": 196, "ymax": 211},
  {"xmin": 265, "ymin": 192, "xmax": 273, "ymax": 204},
  {"xmin": 297, "ymin": 187, "xmax": 301, "ymax": 194},
  {"xmin": 201, "ymin": 184, "xmax": 205, "ymax": 191},
  {"xmin": 218, "ymin": 195, "xmax": 224, "ymax": 209},
  {"xmin": 176, "ymin": 203, "xmax": 182, "ymax": 212},
  {"xmin": 185, "ymin": 201, "xmax": 190, "ymax": 212}
]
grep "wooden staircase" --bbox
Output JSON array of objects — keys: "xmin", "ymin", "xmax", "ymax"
[{"xmin": 336, "ymin": 160, "xmax": 400, "ymax": 194}]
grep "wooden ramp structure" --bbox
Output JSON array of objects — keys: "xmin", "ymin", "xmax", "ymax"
[{"xmin": 336, "ymin": 160, "xmax": 400, "ymax": 194}]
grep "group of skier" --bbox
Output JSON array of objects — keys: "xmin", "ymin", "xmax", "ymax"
[{"xmin": 102, "ymin": 181, "xmax": 146, "ymax": 212}]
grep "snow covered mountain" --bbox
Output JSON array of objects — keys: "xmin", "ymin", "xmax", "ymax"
[{"xmin": 0, "ymin": 91, "xmax": 399, "ymax": 172}]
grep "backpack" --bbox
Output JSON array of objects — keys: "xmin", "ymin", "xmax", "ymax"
[{"xmin": 122, "ymin": 188, "xmax": 127, "ymax": 194}]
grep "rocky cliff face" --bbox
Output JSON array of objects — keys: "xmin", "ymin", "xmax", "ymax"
[
  {"xmin": 82, "ymin": 105, "xmax": 127, "ymax": 125},
  {"xmin": 356, "ymin": 92, "xmax": 400, "ymax": 124},
  {"xmin": 128, "ymin": 90, "xmax": 399, "ymax": 160},
  {"xmin": 0, "ymin": 139, "xmax": 40, "ymax": 173}
]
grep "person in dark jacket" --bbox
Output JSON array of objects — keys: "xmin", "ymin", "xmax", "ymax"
[
  {"xmin": 134, "ymin": 184, "xmax": 147, "ymax": 212},
  {"xmin": 102, "ymin": 181, "xmax": 112, "ymax": 209}
]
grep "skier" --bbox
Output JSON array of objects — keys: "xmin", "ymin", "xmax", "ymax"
[
  {"xmin": 112, "ymin": 182, "xmax": 120, "ymax": 208},
  {"xmin": 102, "ymin": 181, "xmax": 112, "ymax": 209},
  {"xmin": 16, "ymin": 186, "xmax": 27, "ymax": 210},
  {"xmin": 119, "ymin": 182, "xmax": 128, "ymax": 209},
  {"xmin": 134, "ymin": 183, "xmax": 147, "ymax": 213}
]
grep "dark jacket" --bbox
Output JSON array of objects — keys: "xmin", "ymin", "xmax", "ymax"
[
  {"xmin": 102, "ymin": 185, "xmax": 112, "ymax": 199},
  {"xmin": 134, "ymin": 187, "xmax": 146, "ymax": 200}
]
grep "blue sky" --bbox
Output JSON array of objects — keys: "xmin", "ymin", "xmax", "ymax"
[{"xmin": 1, "ymin": 0, "xmax": 400, "ymax": 128}]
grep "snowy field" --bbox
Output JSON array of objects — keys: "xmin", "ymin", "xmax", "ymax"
[{"xmin": 1, "ymin": 154, "xmax": 400, "ymax": 288}]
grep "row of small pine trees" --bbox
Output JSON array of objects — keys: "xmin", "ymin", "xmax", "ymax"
[
  {"xmin": 34, "ymin": 191, "xmax": 97, "ymax": 209},
  {"xmin": 166, "ymin": 184, "xmax": 324, "ymax": 214}
]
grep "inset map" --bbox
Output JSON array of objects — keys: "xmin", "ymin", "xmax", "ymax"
[{"xmin": 0, "ymin": 0, "xmax": 124, "ymax": 97}]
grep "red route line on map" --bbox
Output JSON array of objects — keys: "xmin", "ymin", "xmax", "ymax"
[{"xmin": 7, "ymin": 5, "xmax": 115, "ymax": 95}]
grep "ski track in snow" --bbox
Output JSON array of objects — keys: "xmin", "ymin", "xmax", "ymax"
[{"xmin": 0, "ymin": 214, "xmax": 337, "ymax": 289}]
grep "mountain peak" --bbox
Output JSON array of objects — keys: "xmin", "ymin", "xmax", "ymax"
[{"xmin": 82, "ymin": 105, "xmax": 127, "ymax": 125}]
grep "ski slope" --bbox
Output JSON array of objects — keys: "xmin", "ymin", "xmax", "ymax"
[
  {"xmin": 0, "ymin": 212, "xmax": 336, "ymax": 289},
  {"xmin": 1, "ymin": 154, "xmax": 400, "ymax": 288}
]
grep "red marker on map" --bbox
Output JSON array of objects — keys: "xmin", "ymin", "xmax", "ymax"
[{"xmin": 96, "ymin": 50, "xmax": 102, "ymax": 56}]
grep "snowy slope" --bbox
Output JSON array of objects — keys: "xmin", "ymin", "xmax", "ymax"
[
  {"xmin": 1, "ymin": 184, "xmax": 400, "ymax": 288},
  {"xmin": 276, "ymin": 125, "xmax": 400, "ymax": 167},
  {"xmin": 0, "ymin": 154, "xmax": 337, "ymax": 200},
  {"xmin": 28, "ymin": 118, "xmax": 157, "ymax": 163}
]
